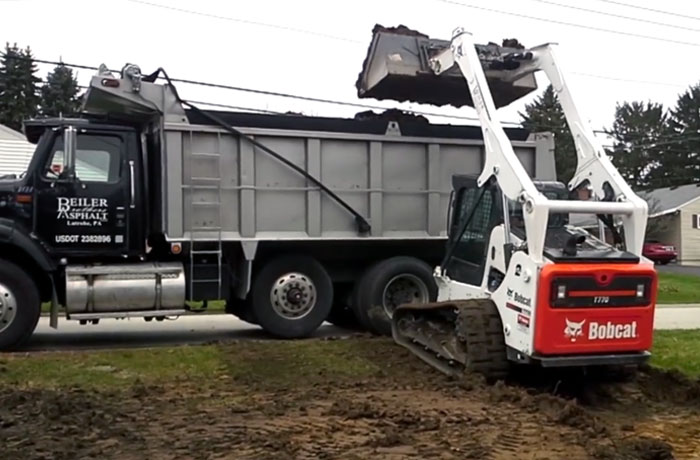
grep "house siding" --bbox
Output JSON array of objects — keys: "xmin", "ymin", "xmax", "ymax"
[{"xmin": 680, "ymin": 198, "xmax": 700, "ymax": 265}]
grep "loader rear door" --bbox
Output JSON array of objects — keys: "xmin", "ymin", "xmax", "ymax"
[{"xmin": 444, "ymin": 177, "xmax": 500, "ymax": 286}]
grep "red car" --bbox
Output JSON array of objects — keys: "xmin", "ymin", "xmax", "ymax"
[{"xmin": 643, "ymin": 240, "xmax": 677, "ymax": 265}]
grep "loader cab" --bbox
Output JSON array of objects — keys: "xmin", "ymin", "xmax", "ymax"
[
  {"xmin": 443, "ymin": 175, "xmax": 501, "ymax": 286},
  {"xmin": 21, "ymin": 119, "xmax": 147, "ymax": 259},
  {"xmin": 443, "ymin": 175, "xmax": 639, "ymax": 285}
]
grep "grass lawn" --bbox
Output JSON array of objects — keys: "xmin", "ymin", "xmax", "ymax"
[
  {"xmin": 657, "ymin": 272, "xmax": 700, "ymax": 304},
  {"xmin": 0, "ymin": 339, "xmax": 384, "ymax": 389},
  {"xmin": 1, "ymin": 331, "xmax": 699, "ymax": 389},
  {"xmin": 650, "ymin": 329, "xmax": 700, "ymax": 377}
]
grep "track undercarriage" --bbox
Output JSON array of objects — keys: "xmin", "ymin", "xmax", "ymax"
[{"xmin": 392, "ymin": 299, "xmax": 509, "ymax": 379}]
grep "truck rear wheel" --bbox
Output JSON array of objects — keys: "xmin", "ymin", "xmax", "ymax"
[
  {"xmin": 0, "ymin": 259, "xmax": 41, "ymax": 350},
  {"xmin": 251, "ymin": 255, "xmax": 333, "ymax": 338},
  {"xmin": 353, "ymin": 256, "xmax": 437, "ymax": 336}
]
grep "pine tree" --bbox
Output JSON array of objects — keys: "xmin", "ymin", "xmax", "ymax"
[
  {"xmin": 606, "ymin": 101, "xmax": 669, "ymax": 190},
  {"xmin": 0, "ymin": 43, "xmax": 41, "ymax": 131},
  {"xmin": 664, "ymin": 82, "xmax": 700, "ymax": 187},
  {"xmin": 40, "ymin": 63, "xmax": 80, "ymax": 117},
  {"xmin": 520, "ymin": 85, "xmax": 576, "ymax": 183}
]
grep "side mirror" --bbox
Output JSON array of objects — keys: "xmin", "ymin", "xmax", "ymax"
[{"xmin": 61, "ymin": 126, "xmax": 77, "ymax": 180}]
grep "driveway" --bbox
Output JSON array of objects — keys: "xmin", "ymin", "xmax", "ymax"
[{"xmin": 656, "ymin": 263, "xmax": 700, "ymax": 276}]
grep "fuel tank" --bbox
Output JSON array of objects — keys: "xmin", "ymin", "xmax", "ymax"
[
  {"xmin": 65, "ymin": 262, "xmax": 186, "ymax": 313},
  {"xmin": 355, "ymin": 24, "xmax": 538, "ymax": 108}
]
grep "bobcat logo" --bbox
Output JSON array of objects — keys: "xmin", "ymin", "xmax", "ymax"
[{"xmin": 564, "ymin": 319, "xmax": 586, "ymax": 342}]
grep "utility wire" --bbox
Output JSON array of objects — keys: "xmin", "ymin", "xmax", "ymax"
[
  {"xmin": 124, "ymin": 0, "xmax": 363, "ymax": 44},
  {"xmin": 8, "ymin": 54, "xmax": 522, "ymax": 124},
  {"xmin": 570, "ymin": 72, "xmax": 688, "ymax": 88},
  {"xmin": 525, "ymin": 0, "xmax": 700, "ymax": 33},
  {"xmin": 435, "ymin": 0, "xmax": 700, "ymax": 48},
  {"xmin": 588, "ymin": 0, "xmax": 700, "ymax": 23},
  {"xmin": 188, "ymin": 100, "xmax": 286, "ymax": 115},
  {"xmin": 128, "ymin": 0, "xmax": 693, "ymax": 88}
]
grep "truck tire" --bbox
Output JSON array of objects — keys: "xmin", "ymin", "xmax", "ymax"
[
  {"xmin": 0, "ymin": 259, "xmax": 41, "ymax": 350},
  {"xmin": 251, "ymin": 255, "xmax": 333, "ymax": 339},
  {"xmin": 456, "ymin": 299, "xmax": 510, "ymax": 380},
  {"xmin": 352, "ymin": 256, "xmax": 437, "ymax": 336},
  {"xmin": 326, "ymin": 283, "xmax": 363, "ymax": 330}
]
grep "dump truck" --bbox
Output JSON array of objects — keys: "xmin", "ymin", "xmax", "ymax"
[
  {"xmin": 357, "ymin": 25, "xmax": 657, "ymax": 378},
  {"xmin": 0, "ymin": 39, "xmax": 555, "ymax": 349}
]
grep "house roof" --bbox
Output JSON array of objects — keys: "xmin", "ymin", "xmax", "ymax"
[
  {"xmin": 0, "ymin": 124, "xmax": 26, "ymax": 141},
  {"xmin": 569, "ymin": 182, "xmax": 700, "ymax": 228},
  {"xmin": 639, "ymin": 183, "xmax": 700, "ymax": 217},
  {"xmin": 0, "ymin": 124, "xmax": 35, "ymax": 177}
]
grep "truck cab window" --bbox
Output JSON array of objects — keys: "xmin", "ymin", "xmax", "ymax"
[{"xmin": 44, "ymin": 134, "xmax": 122, "ymax": 183}]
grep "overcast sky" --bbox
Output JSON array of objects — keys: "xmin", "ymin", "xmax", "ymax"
[{"xmin": 2, "ymin": 0, "xmax": 699, "ymax": 137}]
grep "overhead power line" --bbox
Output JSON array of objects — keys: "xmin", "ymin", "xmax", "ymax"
[
  {"xmin": 126, "ymin": 0, "xmax": 693, "ymax": 88},
  {"xmin": 125, "ymin": 0, "xmax": 363, "ymax": 44},
  {"xmin": 434, "ymin": 0, "xmax": 700, "ymax": 48},
  {"xmin": 570, "ymin": 72, "xmax": 688, "ymax": 88},
  {"xmin": 6, "ymin": 54, "xmax": 520, "ymax": 124},
  {"xmin": 588, "ymin": 0, "xmax": 700, "ymax": 23},
  {"xmin": 526, "ymin": 0, "xmax": 700, "ymax": 33}
]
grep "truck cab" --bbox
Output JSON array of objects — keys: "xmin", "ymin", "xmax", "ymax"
[{"xmin": 4, "ymin": 119, "xmax": 148, "ymax": 259}]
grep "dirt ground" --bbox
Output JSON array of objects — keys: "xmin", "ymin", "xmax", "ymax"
[{"xmin": 2, "ymin": 337, "xmax": 700, "ymax": 460}]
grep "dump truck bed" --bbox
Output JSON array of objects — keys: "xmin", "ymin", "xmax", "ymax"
[{"xmin": 161, "ymin": 110, "xmax": 555, "ymax": 241}]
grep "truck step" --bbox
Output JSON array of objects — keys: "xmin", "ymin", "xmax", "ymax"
[
  {"xmin": 191, "ymin": 152, "xmax": 221, "ymax": 158},
  {"xmin": 191, "ymin": 176, "xmax": 221, "ymax": 182},
  {"xmin": 190, "ymin": 249, "xmax": 222, "ymax": 255},
  {"xmin": 68, "ymin": 310, "xmax": 187, "ymax": 320},
  {"xmin": 191, "ymin": 278, "xmax": 221, "ymax": 283},
  {"xmin": 192, "ymin": 201, "xmax": 222, "ymax": 206},
  {"xmin": 189, "ymin": 226, "xmax": 222, "ymax": 231}
]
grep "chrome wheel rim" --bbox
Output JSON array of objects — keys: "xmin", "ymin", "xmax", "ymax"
[
  {"xmin": 382, "ymin": 274, "xmax": 430, "ymax": 318},
  {"xmin": 270, "ymin": 272, "xmax": 317, "ymax": 320},
  {"xmin": 0, "ymin": 282, "xmax": 18, "ymax": 333}
]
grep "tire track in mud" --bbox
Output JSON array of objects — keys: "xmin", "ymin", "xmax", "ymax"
[{"xmin": 2, "ymin": 339, "xmax": 700, "ymax": 459}]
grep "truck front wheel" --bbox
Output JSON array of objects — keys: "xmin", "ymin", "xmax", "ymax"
[
  {"xmin": 251, "ymin": 255, "xmax": 333, "ymax": 339},
  {"xmin": 0, "ymin": 259, "xmax": 41, "ymax": 350}
]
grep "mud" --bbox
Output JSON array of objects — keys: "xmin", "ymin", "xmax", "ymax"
[{"xmin": 2, "ymin": 338, "xmax": 700, "ymax": 459}]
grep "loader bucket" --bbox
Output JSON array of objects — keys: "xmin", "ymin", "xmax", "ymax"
[{"xmin": 355, "ymin": 25, "xmax": 538, "ymax": 108}]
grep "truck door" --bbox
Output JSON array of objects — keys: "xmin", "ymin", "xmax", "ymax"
[{"xmin": 34, "ymin": 127, "xmax": 134, "ymax": 256}]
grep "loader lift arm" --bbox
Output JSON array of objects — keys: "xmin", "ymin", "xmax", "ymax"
[{"xmin": 429, "ymin": 28, "xmax": 648, "ymax": 263}]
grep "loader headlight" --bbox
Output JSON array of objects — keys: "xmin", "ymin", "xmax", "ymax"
[
  {"xmin": 557, "ymin": 285, "xmax": 566, "ymax": 300},
  {"xmin": 636, "ymin": 284, "xmax": 645, "ymax": 298}
]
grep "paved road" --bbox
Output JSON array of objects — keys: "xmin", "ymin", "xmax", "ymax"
[
  {"xmin": 656, "ymin": 264, "xmax": 700, "ymax": 277},
  {"xmin": 20, "ymin": 306, "xmax": 700, "ymax": 351},
  {"xmin": 25, "ymin": 315, "xmax": 353, "ymax": 351}
]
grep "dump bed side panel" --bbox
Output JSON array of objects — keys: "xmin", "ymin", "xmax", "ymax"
[{"xmin": 163, "ymin": 126, "xmax": 554, "ymax": 241}]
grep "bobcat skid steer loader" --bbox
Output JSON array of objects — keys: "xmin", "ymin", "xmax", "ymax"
[{"xmin": 360, "ymin": 27, "xmax": 657, "ymax": 379}]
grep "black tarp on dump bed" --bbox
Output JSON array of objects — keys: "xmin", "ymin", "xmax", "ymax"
[{"xmin": 184, "ymin": 109, "xmax": 532, "ymax": 142}]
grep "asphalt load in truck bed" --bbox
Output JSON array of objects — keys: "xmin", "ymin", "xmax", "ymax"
[{"xmin": 1, "ymin": 338, "xmax": 700, "ymax": 460}]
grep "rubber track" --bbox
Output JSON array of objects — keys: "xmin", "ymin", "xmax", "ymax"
[{"xmin": 457, "ymin": 299, "xmax": 509, "ymax": 380}]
